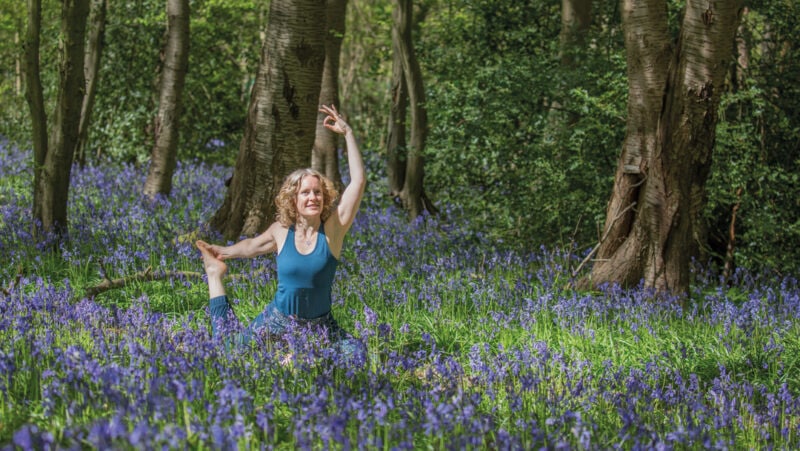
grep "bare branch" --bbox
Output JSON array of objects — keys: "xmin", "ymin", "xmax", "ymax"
[
  {"xmin": 571, "ymin": 201, "xmax": 637, "ymax": 278},
  {"xmin": 1, "ymin": 265, "xmax": 24, "ymax": 296},
  {"xmin": 83, "ymin": 267, "xmax": 203, "ymax": 299}
]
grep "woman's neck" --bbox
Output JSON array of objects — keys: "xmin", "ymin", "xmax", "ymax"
[{"xmin": 295, "ymin": 216, "xmax": 321, "ymax": 232}]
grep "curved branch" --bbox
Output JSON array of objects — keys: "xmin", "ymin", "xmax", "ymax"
[{"xmin": 83, "ymin": 266, "xmax": 203, "ymax": 298}]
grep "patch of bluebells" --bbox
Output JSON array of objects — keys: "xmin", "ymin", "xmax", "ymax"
[{"xmin": 2, "ymin": 143, "xmax": 800, "ymax": 449}]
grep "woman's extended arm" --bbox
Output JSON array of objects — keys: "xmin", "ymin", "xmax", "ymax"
[{"xmin": 200, "ymin": 222, "xmax": 282, "ymax": 260}]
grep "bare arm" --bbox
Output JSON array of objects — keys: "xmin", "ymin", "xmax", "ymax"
[
  {"xmin": 200, "ymin": 222, "xmax": 283, "ymax": 260},
  {"xmin": 320, "ymin": 105, "xmax": 366, "ymax": 232}
]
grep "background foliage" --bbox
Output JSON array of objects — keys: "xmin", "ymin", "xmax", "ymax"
[{"xmin": 0, "ymin": 0, "xmax": 797, "ymax": 274}]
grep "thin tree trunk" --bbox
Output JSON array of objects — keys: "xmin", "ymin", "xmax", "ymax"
[
  {"xmin": 34, "ymin": 0, "xmax": 90, "ymax": 236},
  {"xmin": 24, "ymin": 0, "xmax": 48, "ymax": 227},
  {"xmin": 211, "ymin": 0, "xmax": 326, "ymax": 239},
  {"xmin": 15, "ymin": 29, "xmax": 23, "ymax": 96},
  {"xmin": 732, "ymin": 7, "xmax": 749, "ymax": 93},
  {"xmin": 588, "ymin": 0, "xmax": 743, "ymax": 296},
  {"xmin": 75, "ymin": 0, "xmax": 107, "ymax": 168},
  {"xmin": 386, "ymin": 31, "xmax": 407, "ymax": 198},
  {"xmin": 552, "ymin": 0, "xmax": 592, "ymax": 128},
  {"xmin": 559, "ymin": 0, "xmax": 592, "ymax": 67},
  {"xmin": 722, "ymin": 187, "xmax": 742, "ymax": 283},
  {"xmin": 312, "ymin": 0, "xmax": 347, "ymax": 188},
  {"xmin": 144, "ymin": 0, "xmax": 190, "ymax": 199},
  {"xmin": 393, "ymin": 0, "xmax": 433, "ymax": 218}
]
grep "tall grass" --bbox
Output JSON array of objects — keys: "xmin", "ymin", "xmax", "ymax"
[{"xmin": 2, "ymin": 140, "xmax": 799, "ymax": 449}]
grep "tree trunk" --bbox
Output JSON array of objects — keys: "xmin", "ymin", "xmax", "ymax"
[
  {"xmin": 732, "ymin": 7, "xmax": 749, "ymax": 93},
  {"xmin": 15, "ymin": 29, "xmax": 23, "ymax": 96},
  {"xmin": 559, "ymin": 0, "xmax": 592, "ymax": 67},
  {"xmin": 24, "ymin": 0, "xmax": 48, "ymax": 223},
  {"xmin": 211, "ymin": 0, "xmax": 326, "ymax": 239},
  {"xmin": 588, "ymin": 0, "xmax": 743, "ymax": 296},
  {"xmin": 75, "ymin": 0, "xmax": 107, "ymax": 168},
  {"xmin": 31, "ymin": 0, "xmax": 90, "ymax": 236},
  {"xmin": 386, "ymin": 29, "xmax": 407, "ymax": 199},
  {"xmin": 393, "ymin": 0, "xmax": 434, "ymax": 218},
  {"xmin": 551, "ymin": 0, "xmax": 592, "ymax": 132},
  {"xmin": 143, "ymin": 0, "xmax": 190, "ymax": 199},
  {"xmin": 312, "ymin": 0, "xmax": 347, "ymax": 188}
]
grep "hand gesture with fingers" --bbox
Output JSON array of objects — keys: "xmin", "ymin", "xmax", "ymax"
[{"xmin": 320, "ymin": 104, "xmax": 351, "ymax": 136}]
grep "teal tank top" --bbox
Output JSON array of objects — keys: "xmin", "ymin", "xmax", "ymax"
[{"xmin": 273, "ymin": 223, "xmax": 339, "ymax": 319}]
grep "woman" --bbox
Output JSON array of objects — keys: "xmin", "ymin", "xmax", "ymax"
[{"xmin": 196, "ymin": 105, "xmax": 365, "ymax": 358}]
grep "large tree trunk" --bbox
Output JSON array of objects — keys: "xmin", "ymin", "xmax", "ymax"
[
  {"xmin": 143, "ymin": 0, "xmax": 190, "ymax": 199},
  {"xmin": 75, "ymin": 0, "xmax": 107, "ymax": 168},
  {"xmin": 392, "ymin": 0, "xmax": 434, "ymax": 218},
  {"xmin": 31, "ymin": 0, "xmax": 90, "ymax": 236},
  {"xmin": 312, "ymin": 0, "xmax": 347, "ymax": 188},
  {"xmin": 588, "ymin": 0, "xmax": 743, "ymax": 296},
  {"xmin": 211, "ymin": 0, "xmax": 326, "ymax": 239}
]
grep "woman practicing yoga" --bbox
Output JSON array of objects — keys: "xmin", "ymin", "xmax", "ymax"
[{"xmin": 196, "ymin": 104, "xmax": 365, "ymax": 358}]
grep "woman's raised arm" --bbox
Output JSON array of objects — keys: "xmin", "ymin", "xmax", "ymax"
[{"xmin": 320, "ymin": 105, "xmax": 365, "ymax": 232}]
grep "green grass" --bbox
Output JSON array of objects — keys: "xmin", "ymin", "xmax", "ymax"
[{"xmin": 3, "ymin": 156, "xmax": 800, "ymax": 448}]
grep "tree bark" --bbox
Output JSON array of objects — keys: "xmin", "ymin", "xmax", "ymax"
[
  {"xmin": 211, "ymin": 0, "xmax": 326, "ymax": 239},
  {"xmin": 75, "ymin": 0, "xmax": 107, "ymax": 168},
  {"xmin": 386, "ymin": 37, "xmax": 407, "ymax": 199},
  {"xmin": 24, "ymin": 0, "xmax": 48, "ymax": 223},
  {"xmin": 312, "ymin": 0, "xmax": 347, "ymax": 188},
  {"xmin": 31, "ymin": 0, "xmax": 90, "ymax": 236},
  {"xmin": 392, "ymin": 0, "xmax": 433, "ymax": 218},
  {"xmin": 588, "ymin": 0, "xmax": 743, "ymax": 296},
  {"xmin": 15, "ymin": 29, "xmax": 23, "ymax": 96},
  {"xmin": 559, "ymin": 0, "xmax": 592, "ymax": 67},
  {"xmin": 143, "ymin": 0, "xmax": 190, "ymax": 199}
]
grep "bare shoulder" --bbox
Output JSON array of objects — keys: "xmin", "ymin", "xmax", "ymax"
[
  {"xmin": 267, "ymin": 221, "xmax": 288, "ymax": 236},
  {"xmin": 267, "ymin": 221, "xmax": 289, "ymax": 250}
]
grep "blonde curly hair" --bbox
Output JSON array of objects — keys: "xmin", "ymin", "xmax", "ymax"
[{"xmin": 274, "ymin": 169, "xmax": 339, "ymax": 226}]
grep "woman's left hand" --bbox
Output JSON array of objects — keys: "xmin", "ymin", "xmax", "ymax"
[{"xmin": 320, "ymin": 104, "xmax": 351, "ymax": 136}]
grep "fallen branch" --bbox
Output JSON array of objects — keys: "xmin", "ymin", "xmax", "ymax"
[
  {"xmin": 84, "ymin": 266, "xmax": 204, "ymax": 299},
  {"xmin": 1, "ymin": 265, "xmax": 24, "ymax": 296}
]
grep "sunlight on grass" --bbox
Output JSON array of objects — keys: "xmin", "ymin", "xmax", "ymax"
[{"xmin": 2, "ymin": 144, "xmax": 800, "ymax": 448}]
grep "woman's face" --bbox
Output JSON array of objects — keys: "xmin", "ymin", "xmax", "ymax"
[{"xmin": 295, "ymin": 175, "xmax": 323, "ymax": 218}]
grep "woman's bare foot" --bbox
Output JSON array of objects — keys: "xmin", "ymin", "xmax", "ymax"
[
  {"xmin": 196, "ymin": 240, "xmax": 227, "ymax": 277},
  {"xmin": 197, "ymin": 240, "xmax": 228, "ymax": 298}
]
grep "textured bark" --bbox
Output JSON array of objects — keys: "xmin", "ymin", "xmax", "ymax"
[
  {"xmin": 312, "ymin": 0, "xmax": 347, "ymax": 188},
  {"xmin": 143, "ymin": 0, "xmax": 190, "ymax": 198},
  {"xmin": 392, "ymin": 0, "xmax": 433, "ymax": 218},
  {"xmin": 212, "ymin": 0, "xmax": 326, "ymax": 239},
  {"xmin": 588, "ymin": 0, "xmax": 743, "ymax": 296},
  {"xmin": 75, "ymin": 0, "xmax": 107, "ymax": 167},
  {"xmin": 32, "ymin": 0, "xmax": 90, "ymax": 236},
  {"xmin": 24, "ymin": 0, "xmax": 47, "ymax": 219},
  {"xmin": 386, "ymin": 37, "xmax": 407, "ymax": 198}
]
